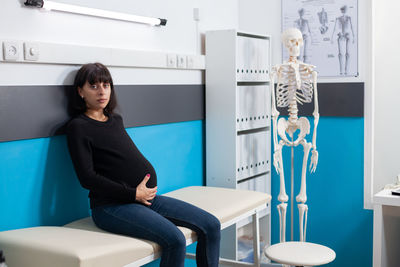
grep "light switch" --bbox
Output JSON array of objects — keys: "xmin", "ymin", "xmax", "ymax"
[
  {"xmin": 167, "ymin": 54, "xmax": 177, "ymax": 68},
  {"xmin": 177, "ymin": 55, "xmax": 187, "ymax": 68},
  {"xmin": 187, "ymin": 55, "xmax": 195, "ymax": 68},
  {"xmin": 24, "ymin": 42, "xmax": 39, "ymax": 61}
]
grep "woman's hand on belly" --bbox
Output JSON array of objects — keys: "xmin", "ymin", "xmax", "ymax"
[{"xmin": 136, "ymin": 174, "xmax": 157, "ymax": 206}]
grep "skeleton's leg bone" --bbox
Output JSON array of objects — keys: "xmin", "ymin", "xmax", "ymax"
[
  {"xmin": 304, "ymin": 205, "xmax": 308, "ymax": 240},
  {"xmin": 345, "ymin": 37, "xmax": 350, "ymax": 75},
  {"xmin": 337, "ymin": 56, "xmax": 344, "ymax": 76},
  {"xmin": 275, "ymin": 140, "xmax": 288, "ymax": 242},
  {"xmin": 337, "ymin": 36, "xmax": 344, "ymax": 75},
  {"xmin": 298, "ymin": 46, "xmax": 304, "ymax": 63},
  {"xmin": 338, "ymin": 53, "xmax": 343, "ymax": 75},
  {"xmin": 303, "ymin": 37, "xmax": 309, "ymax": 63},
  {"xmin": 296, "ymin": 139, "xmax": 311, "ymax": 242},
  {"xmin": 278, "ymin": 203, "xmax": 288, "ymax": 242},
  {"xmin": 296, "ymin": 139, "xmax": 312, "ymax": 203},
  {"xmin": 298, "ymin": 203, "xmax": 309, "ymax": 241},
  {"xmin": 276, "ymin": 142, "xmax": 289, "ymax": 203}
]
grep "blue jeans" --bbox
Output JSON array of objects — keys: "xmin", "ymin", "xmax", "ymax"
[{"xmin": 92, "ymin": 195, "xmax": 221, "ymax": 267}]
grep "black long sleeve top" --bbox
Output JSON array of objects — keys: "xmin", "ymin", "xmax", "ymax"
[{"xmin": 66, "ymin": 113, "xmax": 157, "ymax": 208}]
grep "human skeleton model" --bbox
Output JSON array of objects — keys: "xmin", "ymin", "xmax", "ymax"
[
  {"xmin": 294, "ymin": 8, "xmax": 312, "ymax": 63},
  {"xmin": 331, "ymin": 5, "xmax": 355, "ymax": 75},
  {"xmin": 318, "ymin": 8, "xmax": 329, "ymax": 35},
  {"xmin": 270, "ymin": 28, "xmax": 319, "ymax": 242}
]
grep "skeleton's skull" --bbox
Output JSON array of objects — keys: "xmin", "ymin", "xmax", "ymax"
[{"xmin": 281, "ymin": 28, "xmax": 303, "ymax": 57}]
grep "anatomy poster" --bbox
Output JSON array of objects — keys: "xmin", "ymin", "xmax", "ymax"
[{"xmin": 282, "ymin": 0, "xmax": 358, "ymax": 77}]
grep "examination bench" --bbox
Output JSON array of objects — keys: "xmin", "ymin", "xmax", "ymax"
[{"xmin": 0, "ymin": 186, "xmax": 271, "ymax": 267}]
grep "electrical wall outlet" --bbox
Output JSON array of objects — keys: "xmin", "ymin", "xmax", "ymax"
[
  {"xmin": 3, "ymin": 41, "xmax": 20, "ymax": 61},
  {"xmin": 167, "ymin": 54, "xmax": 177, "ymax": 68},
  {"xmin": 177, "ymin": 55, "xmax": 187, "ymax": 68},
  {"xmin": 24, "ymin": 42, "xmax": 39, "ymax": 61}
]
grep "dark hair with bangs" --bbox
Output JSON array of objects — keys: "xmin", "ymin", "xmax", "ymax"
[{"xmin": 69, "ymin": 62, "xmax": 117, "ymax": 116}]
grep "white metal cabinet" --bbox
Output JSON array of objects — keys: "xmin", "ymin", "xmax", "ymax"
[{"xmin": 205, "ymin": 29, "xmax": 272, "ymax": 263}]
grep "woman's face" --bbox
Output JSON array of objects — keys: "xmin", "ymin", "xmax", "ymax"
[{"xmin": 78, "ymin": 81, "xmax": 111, "ymax": 112}]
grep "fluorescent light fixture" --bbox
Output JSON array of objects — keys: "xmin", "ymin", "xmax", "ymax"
[{"xmin": 24, "ymin": 0, "xmax": 167, "ymax": 26}]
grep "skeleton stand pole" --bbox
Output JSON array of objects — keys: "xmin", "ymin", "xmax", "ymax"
[{"xmin": 291, "ymin": 136, "xmax": 294, "ymax": 241}]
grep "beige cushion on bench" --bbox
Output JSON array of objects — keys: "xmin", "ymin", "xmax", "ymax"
[
  {"xmin": 0, "ymin": 186, "xmax": 270, "ymax": 267},
  {"xmin": 164, "ymin": 186, "xmax": 270, "ymax": 225}
]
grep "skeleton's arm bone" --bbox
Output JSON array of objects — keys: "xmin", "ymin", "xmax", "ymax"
[
  {"xmin": 349, "ymin": 17, "xmax": 355, "ymax": 42},
  {"xmin": 306, "ymin": 21, "xmax": 312, "ymax": 42},
  {"xmin": 311, "ymin": 70, "xmax": 319, "ymax": 150},
  {"xmin": 331, "ymin": 18, "xmax": 338, "ymax": 43},
  {"xmin": 270, "ymin": 67, "xmax": 280, "ymax": 151},
  {"xmin": 310, "ymin": 70, "xmax": 319, "ymax": 172}
]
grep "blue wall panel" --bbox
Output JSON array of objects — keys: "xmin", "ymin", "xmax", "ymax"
[
  {"xmin": 0, "ymin": 136, "xmax": 90, "ymax": 230},
  {"xmin": 0, "ymin": 120, "xmax": 203, "ymax": 266},
  {"xmin": 271, "ymin": 117, "xmax": 373, "ymax": 267}
]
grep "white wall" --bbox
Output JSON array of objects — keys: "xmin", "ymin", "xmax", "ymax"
[
  {"xmin": 0, "ymin": 0, "xmax": 238, "ymax": 85},
  {"xmin": 373, "ymin": 1, "xmax": 400, "ymax": 193},
  {"xmin": 238, "ymin": 0, "xmax": 374, "ymax": 208},
  {"xmin": 238, "ymin": 0, "xmax": 282, "ymax": 66}
]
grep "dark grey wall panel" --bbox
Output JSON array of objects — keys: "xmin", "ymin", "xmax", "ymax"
[
  {"xmin": 0, "ymin": 82, "xmax": 362, "ymax": 142},
  {"xmin": 0, "ymin": 85, "xmax": 70, "ymax": 142},
  {"xmin": 0, "ymin": 85, "xmax": 204, "ymax": 142},
  {"xmin": 276, "ymin": 82, "xmax": 364, "ymax": 117},
  {"xmin": 116, "ymin": 85, "xmax": 204, "ymax": 128}
]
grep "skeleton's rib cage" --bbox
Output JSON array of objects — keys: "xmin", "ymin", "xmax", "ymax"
[{"xmin": 275, "ymin": 63, "xmax": 315, "ymax": 108}]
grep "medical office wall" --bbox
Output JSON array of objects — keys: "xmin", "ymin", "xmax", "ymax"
[
  {"xmin": 0, "ymin": 1, "xmax": 379, "ymax": 267},
  {"xmin": 239, "ymin": 1, "xmax": 372, "ymax": 267},
  {"xmin": 0, "ymin": 1, "xmax": 239, "ymax": 267},
  {"xmin": 373, "ymin": 1, "xmax": 400, "ymax": 200}
]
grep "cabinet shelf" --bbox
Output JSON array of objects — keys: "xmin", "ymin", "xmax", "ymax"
[
  {"xmin": 237, "ymin": 126, "xmax": 270, "ymax": 135},
  {"xmin": 237, "ymin": 81, "xmax": 270, "ymax": 86},
  {"xmin": 237, "ymin": 171, "xmax": 270, "ymax": 183}
]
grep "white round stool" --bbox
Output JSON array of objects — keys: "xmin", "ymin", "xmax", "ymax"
[{"xmin": 264, "ymin": 241, "xmax": 336, "ymax": 266}]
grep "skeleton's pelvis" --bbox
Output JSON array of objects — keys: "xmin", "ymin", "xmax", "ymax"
[
  {"xmin": 338, "ymin": 32, "xmax": 350, "ymax": 40},
  {"xmin": 277, "ymin": 117, "xmax": 310, "ymax": 144}
]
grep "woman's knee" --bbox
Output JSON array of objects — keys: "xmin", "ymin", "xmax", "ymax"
[
  {"xmin": 202, "ymin": 213, "xmax": 221, "ymax": 239},
  {"xmin": 173, "ymin": 232, "xmax": 187, "ymax": 249},
  {"xmin": 211, "ymin": 216, "xmax": 221, "ymax": 239},
  {"xmin": 163, "ymin": 230, "xmax": 186, "ymax": 252}
]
